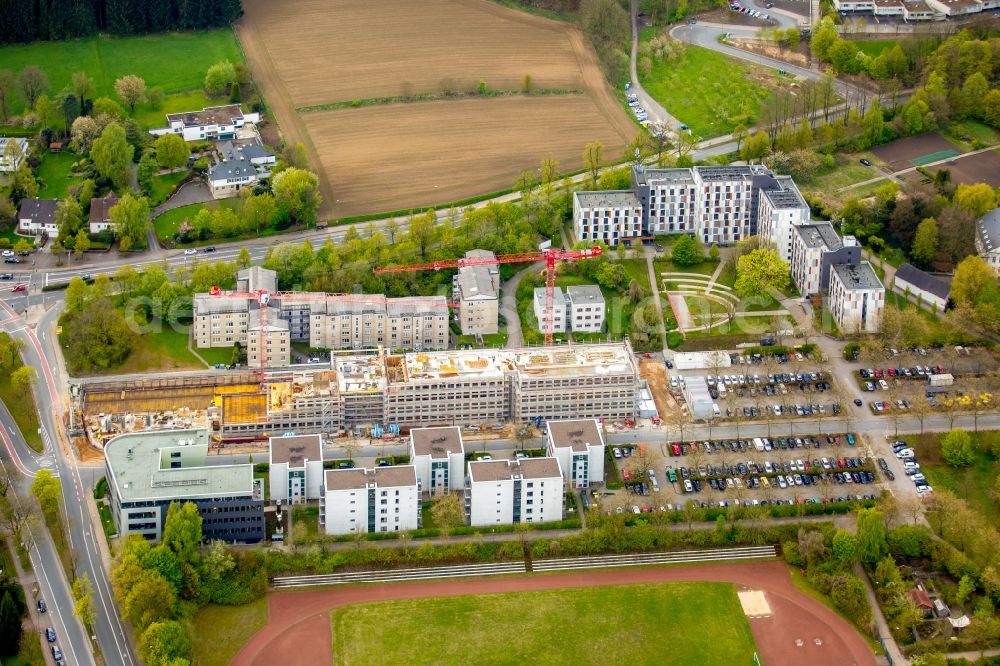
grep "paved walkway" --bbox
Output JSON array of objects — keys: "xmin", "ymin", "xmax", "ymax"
[
  {"xmin": 853, "ymin": 561, "xmax": 907, "ymax": 665},
  {"xmin": 151, "ymin": 180, "xmax": 213, "ymax": 218},
  {"xmin": 643, "ymin": 246, "xmax": 669, "ymax": 352},
  {"xmin": 630, "ymin": 0, "xmax": 680, "ymax": 130}
]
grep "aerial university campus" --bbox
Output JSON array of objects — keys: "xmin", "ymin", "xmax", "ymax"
[{"xmin": 1, "ymin": 0, "xmax": 1000, "ymax": 665}]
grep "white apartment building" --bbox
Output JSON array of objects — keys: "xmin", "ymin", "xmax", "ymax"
[
  {"xmin": 790, "ymin": 223, "xmax": 861, "ymax": 297},
  {"xmin": 565, "ymin": 285, "xmax": 605, "ymax": 333},
  {"xmin": 268, "ymin": 434, "xmax": 324, "ymax": 504},
  {"xmin": 410, "ymin": 427, "xmax": 466, "ymax": 495},
  {"xmin": 632, "ymin": 167, "xmax": 697, "ymax": 235},
  {"xmin": 757, "ymin": 176, "xmax": 810, "ymax": 262},
  {"xmin": 533, "ymin": 287, "xmax": 567, "ymax": 333},
  {"xmin": 829, "ymin": 262, "xmax": 884, "ymax": 334},
  {"xmin": 466, "ymin": 457, "xmax": 563, "ymax": 526},
  {"xmin": 545, "ymin": 419, "xmax": 606, "ymax": 489},
  {"xmin": 17, "ymin": 198, "xmax": 59, "ymax": 236},
  {"xmin": 573, "ymin": 191, "xmax": 643, "ymax": 246},
  {"xmin": 322, "ymin": 466, "xmax": 419, "ymax": 535},
  {"xmin": 833, "ymin": 0, "xmax": 945, "ymax": 16},
  {"xmin": 149, "ymin": 104, "xmax": 261, "ymax": 141},
  {"xmin": 975, "ymin": 208, "xmax": 1000, "ymax": 275},
  {"xmin": 454, "ymin": 250, "xmax": 500, "ymax": 336},
  {"xmin": 0, "ymin": 137, "xmax": 29, "ymax": 172},
  {"xmin": 691, "ymin": 166, "xmax": 764, "ymax": 246}
]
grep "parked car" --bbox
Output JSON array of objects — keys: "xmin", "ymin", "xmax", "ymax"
[
  {"xmin": 37, "ymin": 599, "xmax": 46, "ymax": 613},
  {"xmin": 183, "ymin": 248, "xmax": 197, "ymax": 256},
  {"xmin": 860, "ymin": 158, "xmax": 872, "ymax": 166},
  {"xmin": 46, "ymin": 627, "xmax": 56, "ymax": 643},
  {"xmin": 203, "ymin": 246, "xmax": 217, "ymax": 253},
  {"xmin": 0, "ymin": 273, "xmax": 12, "ymax": 280}
]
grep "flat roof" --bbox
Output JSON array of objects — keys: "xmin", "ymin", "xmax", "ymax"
[
  {"xmin": 832, "ymin": 262, "xmax": 884, "ymax": 291},
  {"xmin": 512, "ymin": 343, "xmax": 635, "ymax": 378},
  {"xmin": 761, "ymin": 177, "xmax": 807, "ymax": 209},
  {"xmin": 566, "ymin": 285, "xmax": 605, "ymax": 305},
  {"xmin": 574, "ymin": 190, "xmax": 641, "ymax": 208},
  {"xmin": 643, "ymin": 168, "xmax": 696, "ymax": 185},
  {"xmin": 547, "ymin": 419, "xmax": 604, "ymax": 452},
  {"xmin": 694, "ymin": 165, "xmax": 760, "ymax": 181},
  {"xmin": 324, "ymin": 465, "xmax": 417, "ymax": 491},
  {"xmin": 335, "ymin": 355, "xmax": 386, "ymax": 394},
  {"xmin": 533, "ymin": 287, "xmax": 566, "ymax": 308},
  {"xmin": 269, "ymin": 434, "xmax": 322, "ymax": 467},
  {"xmin": 402, "ymin": 349, "xmax": 510, "ymax": 381},
  {"xmin": 167, "ymin": 104, "xmax": 245, "ymax": 127},
  {"xmin": 468, "ymin": 457, "xmax": 562, "ymax": 482},
  {"xmin": 410, "ymin": 427, "xmax": 464, "ymax": 458},
  {"xmin": 105, "ymin": 429, "xmax": 255, "ymax": 502},
  {"xmin": 457, "ymin": 251, "xmax": 499, "ymax": 300},
  {"xmin": 796, "ymin": 222, "xmax": 843, "ymax": 250}
]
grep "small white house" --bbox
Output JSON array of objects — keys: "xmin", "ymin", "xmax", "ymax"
[
  {"xmin": 565, "ymin": 285, "xmax": 605, "ymax": 333},
  {"xmin": 892, "ymin": 263, "xmax": 950, "ymax": 312},
  {"xmin": 466, "ymin": 457, "xmax": 563, "ymax": 526},
  {"xmin": 268, "ymin": 434, "xmax": 324, "ymax": 504},
  {"xmin": 88, "ymin": 192, "xmax": 118, "ymax": 234},
  {"xmin": 17, "ymin": 198, "xmax": 59, "ymax": 236},
  {"xmin": 149, "ymin": 105, "xmax": 261, "ymax": 142},
  {"xmin": 409, "ymin": 426, "xmax": 465, "ymax": 495},
  {"xmin": 533, "ymin": 287, "xmax": 567, "ymax": 333},
  {"xmin": 545, "ymin": 418, "xmax": 606, "ymax": 489},
  {"xmin": 322, "ymin": 466, "xmax": 419, "ymax": 535},
  {"xmin": 0, "ymin": 137, "xmax": 29, "ymax": 172}
]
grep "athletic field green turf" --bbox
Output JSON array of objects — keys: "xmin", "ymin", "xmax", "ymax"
[{"xmin": 330, "ymin": 582, "xmax": 758, "ymax": 665}]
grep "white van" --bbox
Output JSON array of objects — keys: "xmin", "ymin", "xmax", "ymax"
[
  {"xmin": 753, "ymin": 437, "xmax": 765, "ymax": 452},
  {"xmin": 718, "ymin": 382, "xmax": 728, "ymax": 396}
]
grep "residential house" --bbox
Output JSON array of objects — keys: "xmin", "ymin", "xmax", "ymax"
[
  {"xmin": 533, "ymin": 287, "xmax": 567, "ymax": 333},
  {"xmin": 322, "ymin": 466, "xmax": 419, "ymax": 535},
  {"xmin": 268, "ymin": 434, "xmax": 324, "ymax": 504},
  {"xmin": 564, "ymin": 285, "xmax": 605, "ymax": 333},
  {"xmin": 545, "ymin": 418, "xmax": 606, "ymax": 489},
  {"xmin": 466, "ymin": 457, "xmax": 563, "ymax": 526},
  {"xmin": 17, "ymin": 198, "xmax": 59, "ymax": 236},
  {"xmin": 0, "ymin": 137, "xmax": 29, "ymax": 172},
  {"xmin": 892, "ymin": 263, "xmax": 950, "ymax": 312},
  {"xmin": 149, "ymin": 105, "xmax": 261, "ymax": 142},
  {"xmin": 88, "ymin": 192, "xmax": 118, "ymax": 234},
  {"xmin": 409, "ymin": 426, "xmax": 466, "ymax": 495}
]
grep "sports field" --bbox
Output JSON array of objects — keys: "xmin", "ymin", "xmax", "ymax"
[
  {"xmin": 237, "ymin": 0, "xmax": 633, "ymax": 218},
  {"xmin": 330, "ymin": 583, "xmax": 756, "ymax": 665},
  {"xmin": 0, "ymin": 29, "xmax": 243, "ymax": 128},
  {"xmin": 870, "ymin": 132, "xmax": 963, "ymax": 171}
]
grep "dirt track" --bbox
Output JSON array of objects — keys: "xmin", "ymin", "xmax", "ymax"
[{"xmin": 233, "ymin": 560, "xmax": 876, "ymax": 666}]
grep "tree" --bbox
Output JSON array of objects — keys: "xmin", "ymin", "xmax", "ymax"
[
  {"xmin": 146, "ymin": 86, "xmax": 164, "ymax": 110},
  {"xmin": 960, "ymin": 72, "xmax": 989, "ymax": 118},
  {"xmin": 430, "ymin": 494, "xmax": 465, "ymax": 537},
  {"xmin": 10, "ymin": 365, "xmax": 36, "ymax": 391},
  {"xmin": 0, "ymin": 590, "xmax": 22, "ymax": 656},
  {"xmin": 831, "ymin": 529, "xmax": 857, "ymax": 566},
  {"xmin": 162, "ymin": 501, "xmax": 202, "ymax": 565},
  {"xmin": 941, "ymin": 428, "xmax": 975, "ymax": 467},
  {"xmin": 797, "ymin": 529, "xmax": 828, "ymax": 566},
  {"xmin": 735, "ymin": 248, "xmax": 790, "ymax": 298},
  {"xmin": 810, "ymin": 18, "xmax": 838, "ymax": 61},
  {"xmin": 856, "ymin": 507, "xmax": 888, "ymax": 564},
  {"xmin": 670, "ymin": 235, "xmax": 704, "ymax": 267},
  {"xmin": 72, "ymin": 574, "xmax": 96, "ymax": 628},
  {"xmin": 237, "ymin": 247, "xmax": 251, "ymax": 270},
  {"xmin": 154, "ymin": 133, "xmax": 189, "ymax": 170},
  {"xmin": 114, "ymin": 75, "xmax": 146, "ymax": 113},
  {"xmin": 953, "ymin": 183, "xmax": 997, "ymax": 218},
  {"xmin": 280, "ymin": 142, "xmax": 309, "ymax": 170},
  {"xmin": 0, "ymin": 69, "xmax": 14, "ymax": 121},
  {"xmin": 910, "ymin": 217, "xmax": 938, "ymax": 265},
  {"xmin": 583, "ymin": 141, "xmax": 603, "ymax": 185},
  {"xmin": 951, "ymin": 255, "xmax": 997, "ymax": 308},
  {"xmin": 74, "ymin": 228, "xmax": 91, "ymax": 255},
  {"xmin": 109, "ymin": 193, "xmax": 150, "ymax": 249},
  {"xmin": 122, "ymin": 569, "xmax": 175, "ymax": 631},
  {"xmin": 64, "ymin": 276, "xmax": 90, "ymax": 315},
  {"xmin": 204, "ymin": 61, "xmax": 237, "ymax": 96},
  {"xmin": 91, "ymin": 122, "xmax": 134, "ymax": 189},
  {"xmin": 740, "ymin": 130, "xmax": 770, "ymax": 161},
  {"xmin": 71, "ymin": 70, "xmax": 94, "ymax": 111},
  {"xmin": 18, "ymin": 65, "xmax": 48, "ymax": 109},
  {"xmin": 56, "ymin": 197, "xmax": 83, "ymax": 241},
  {"xmin": 139, "ymin": 621, "xmax": 190, "ymax": 666},
  {"xmin": 272, "ymin": 168, "xmax": 321, "ymax": 225},
  {"xmin": 831, "ymin": 574, "xmax": 871, "ymax": 626},
  {"xmin": 30, "ymin": 468, "xmax": 60, "ymax": 517},
  {"xmin": 70, "ymin": 115, "xmax": 101, "ymax": 154},
  {"xmin": 783, "ymin": 26, "xmax": 800, "ymax": 49},
  {"xmin": 241, "ymin": 192, "xmax": 278, "ymax": 235},
  {"xmin": 62, "ymin": 297, "xmax": 137, "ymax": 373}
]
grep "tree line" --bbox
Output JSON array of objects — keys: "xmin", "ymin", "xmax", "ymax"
[{"xmin": 0, "ymin": 0, "xmax": 242, "ymax": 44}]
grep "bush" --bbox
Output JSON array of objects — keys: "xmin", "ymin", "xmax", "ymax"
[
  {"xmin": 667, "ymin": 331, "xmax": 683, "ymax": 349},
  {"xmin": 93, "ymin": 476, "xmax": 108, "ymax": 499}
]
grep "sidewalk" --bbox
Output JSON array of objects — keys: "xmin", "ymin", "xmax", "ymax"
[
  {"xmin": 4, "ymin": 534, "xmax": 46, "ymax": 663},
  {"xmin": 853, "ymin": 561, "xmax": 907, "ymax": 665}
]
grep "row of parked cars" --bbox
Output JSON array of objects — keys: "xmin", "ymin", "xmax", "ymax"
[
  {"xmin": 891, "ymin": 440, "xmax": 933, "ymax": 495},
  {"xmin": 668, "ymin": 434, "xmax": 856, "ymax": 457},
  {"xmin": 626, "ymin": 93, "xmax": 648, "ymax": 125},
  {"xmin": 673, "ymin": 455, "xmax": 878, "ymax": 494},
  {"xmin": 627, "ymin": 494, "xmax": 878, "ymax": 513},
  {"xmin": 729, "ymin": 1, "xmax": 770, "ymax": 20},
  {"xmin": 860, "ymin": 365, "xmax": 944, "ymax": 381}
]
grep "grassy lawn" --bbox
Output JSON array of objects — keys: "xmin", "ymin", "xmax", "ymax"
[
  {"xmin": 73, "ymin": 321, "xmax": 207, "ymax": 376},
  {"xmin": 800, "ymin": 155, "xmax": 879, "ymax": 193},
  {"xmin": 655, "ymin": 257, "xmax": 719, "ymax": 277},
  {"xmin": 638, "ymin": 44, "xmax": 773, "ymax": 138},
  {"xmin": 331, "ymin": 582, "xmax": 756, "ymax": 666},
  {"xmin": 0, "ymin": 29, "xmax": 243, "ymax": 125},
  {"xmin": 36, "ymin": 151, "xmax": 84, "ymax": 200},
  {"xmin": 619, "ymin": 258, "xmax": 653, "ymax": 293},
  {"xmin": 0, "ymin": 353, "xmax": 43, "ymax": 453},
  {"xmin": 942, "ymin": 119, "xmax": 999, "ymax": 151},
  {"xmin": 187, "ymin": 598, "xmax": 268, "ymax": 666},
  {"xmin": 192, "ymin": 344, "xmax": 235, "ymax": 367},
  {"xmin": 147, "ymin": 171, "xmax": 189, "ymax": 207},
  {"xmin": 153, "ymin": 199, "xmax": 239, "ymax": 241},
  {"xmin": 96, "ymin": 501, "xmax": 117, "ymax": 545},
  {"xmin": 292, "ymin": 506, "xmax": 321, "ymax": 544}
]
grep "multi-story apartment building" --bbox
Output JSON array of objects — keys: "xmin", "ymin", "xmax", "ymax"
[
  {"xmin": 533, "ymin": 287, "xmax": 567, "ymax": 333},
  {"xmin": 193, "ymin": 267, "xmax": 447, "ymax": 368},
  {"xmin": 632, "ymin": 167, "xmax": 697, "ymax": 235},
  {"xmin": 829, "ymin": 262, "xmax": 884, "ymax": 334},
  {"xmin": 454, "ymin": 250, "xmax": 500, "ymax": 335},
  {"xmin": 466, "ymin": 457, "xmax": 563, "ymax": 526},
  {"xmin": 545, "ymin": 418, "xmax": 606, "ymax": 489},
  {"xmin": 268, "ymin": 434, "xmax": 324, "ymax": 504},
  {"xmin": 790, "ymin": 222, "xmax": 861, "ymax": 297},
  {"xmin": 409, "ymin": 427, "xmax": 466, "ymax": 495},
  {"xmin": 691, "ymin": 166, "xmax": 767, "ymax": 245},
  {"xmin": 975, "ymin": 208, "xmax": 1000, "ymax": 275},
  {"xmin": 104, "ymin": 429, "xmax": 264, "ymax": 543},
  {"xmin": 246, "ymin": 310, "xmax": 291, "ymax": 369},
  {"xmin": 573, "ymin": 191, "xmax": 643, "ymax": 246},
  {"xmin": 756, "ymin": 175, "xmax": 811, "ymax": 261},
  {"xmin": 322, "ymin": 466, "xmax": 419, "ymax": 535},
  {"xmin": 565, "ymin": 286, "xmax": 606, "ymax": 333}
]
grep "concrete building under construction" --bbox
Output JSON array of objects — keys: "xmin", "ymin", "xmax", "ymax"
[{"xmin": 79, "ymin": 341, "xmax": 641, "ymax": 443}]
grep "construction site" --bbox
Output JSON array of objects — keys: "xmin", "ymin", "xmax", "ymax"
[{"xmin": 75, "ymin": 341, "xmax": 648, "ymax": 453}]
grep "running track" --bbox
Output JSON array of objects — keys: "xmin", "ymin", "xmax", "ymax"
[{"xmin": 234, "ymin": 560, "xmax": 876, "ymax": 666}]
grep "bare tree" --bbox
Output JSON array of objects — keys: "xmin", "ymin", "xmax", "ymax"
[{"xmin": 18, "ymin": 65, "xmax": 48, "ymax": 109}]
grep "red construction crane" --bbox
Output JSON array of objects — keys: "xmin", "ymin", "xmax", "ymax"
[
  {"xmin": 207, "ymin": 287, "xmax": 451, "ymax": 377},
  {"xmin": 375, "ymin": 246, "xmax": 603, "ymax": 345}
]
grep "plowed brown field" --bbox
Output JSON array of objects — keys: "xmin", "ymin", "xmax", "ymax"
[{"xmin": 238, "ymin": 0, "xmax": 633, "ymax": 218}]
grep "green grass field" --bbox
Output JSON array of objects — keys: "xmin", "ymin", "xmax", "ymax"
[
  {"xmin": 330, "ymin": 583, "xmax": 757, "ymax": 666},
  {"xmin": 0, "ymin": 29, "xmax": 242, "ymax": 127},
  {"xmin": 152, "ymin": 199, "xmax": 239, "ymax": 240},
  {"xmin": 148, "ymin": 171, "xmax": 188, "ymax": 206},
  {"xmin": 187, "ymin": 598, "xmax": 268, "ymax": 666},
  {"xmin": 0, "ymin": 364, "xmax": 43, "ymax": 453},
  {"xmin": 36, "ymin": 151, "xmax": 84, "ymax": 199},
  {"xmin": 638, "ymin": 45, "xmax": 772, "ymax": 138}
]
